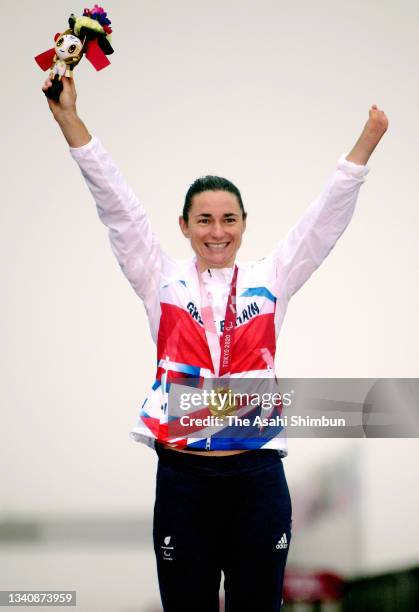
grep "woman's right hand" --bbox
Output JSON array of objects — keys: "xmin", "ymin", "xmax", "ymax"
[
  {"xmin": 42, "ymin": 75, "xmax": 78, "ymax": 121},
  {"xmin": 42, "ymin": 75, "xmax": 91, "ymax": 148}
]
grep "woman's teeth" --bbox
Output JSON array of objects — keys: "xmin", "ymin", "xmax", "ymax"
[{"xmin": 206, "ymin": 243, "xmax": 229, "ymax": 249}]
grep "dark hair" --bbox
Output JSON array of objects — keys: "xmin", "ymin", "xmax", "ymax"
[{"xmin": 182, "ymin": 175, "xmax": 247, "ymax": 223}]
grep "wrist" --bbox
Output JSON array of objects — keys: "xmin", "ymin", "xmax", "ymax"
[
  {"xmin": 346, "ymin": 124, "xmax": 384, "ymax": 166},
  {"xmin": 360, "ymin": 118, "xmax": 388, "ymax": 151},
  {"xmin": 54, "ymin": 111, "xmax": 91, "ymax": 148},
  {"xmin": 54, "ymin": 109, "xmax": 79, "ymax": 126}
]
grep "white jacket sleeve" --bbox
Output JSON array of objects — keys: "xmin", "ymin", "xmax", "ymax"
[
  {"xmin": 69, "ymin": 136, "xmax": 164, "ymax": 307},
  {"xmin": 273, "ymin": 155, "xmax": 370, "ymax": 300}
]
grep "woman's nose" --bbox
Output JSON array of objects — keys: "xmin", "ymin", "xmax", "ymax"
[{"xmin": 210, "ymin": 222, "xmax": 224, "ymax": 239}]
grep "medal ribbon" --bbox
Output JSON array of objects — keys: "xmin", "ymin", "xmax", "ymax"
[{"xmin": 197, "ymin": 265, "xmax": 238, "ymax": 377}]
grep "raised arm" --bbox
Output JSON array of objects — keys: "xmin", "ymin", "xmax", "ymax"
[
  {"xmin": 273, "ymin": 105, "xmax": 388, "ymax": 300},
  {"xmin": 42, "ymin": 76, "xmax": 166, "ymax": 312}
]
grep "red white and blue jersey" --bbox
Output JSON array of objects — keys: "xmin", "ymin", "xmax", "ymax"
[{"xmin": 70, "ymin": 136, "xmax": 369, "ymax": 454}]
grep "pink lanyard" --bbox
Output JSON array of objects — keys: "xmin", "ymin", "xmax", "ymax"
[{"xmin": 197, "ymin": 265, "xmax": 238, "ymax": 377}]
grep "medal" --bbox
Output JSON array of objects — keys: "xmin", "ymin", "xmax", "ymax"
[
  {"xmin": 196, "ymin": 264, "xmax": 239, "ymax": 438},
  {"xmin": 208, "ymin": 386, "xmax": 237, "ymax": 418}
]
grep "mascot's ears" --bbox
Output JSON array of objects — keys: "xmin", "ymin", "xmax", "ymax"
[
  {"xmin": 34, "ymin": 48, "xmax": 56, "ymax": 71},
  {"xmin": 34, "ymin": 33, "xmax": 65, "ymax": 71},
  {"xmin": 34, "ymin": 40, "xmax": 109, "ymax": 72}
]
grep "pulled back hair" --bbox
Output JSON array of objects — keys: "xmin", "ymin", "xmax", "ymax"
[{"xmin": 182, "ymin": 175, "xmax": 247, "ymax": 223}]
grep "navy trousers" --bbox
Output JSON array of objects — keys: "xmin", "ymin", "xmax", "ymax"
[{"xmin": 153, "ymin": 445, "xmax": 292, "ymax": 611}]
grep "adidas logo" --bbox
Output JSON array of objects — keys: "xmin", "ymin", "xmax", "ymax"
[{"xmin": 276, "ymin": 533, "xmax": 288, "ymax": 550}]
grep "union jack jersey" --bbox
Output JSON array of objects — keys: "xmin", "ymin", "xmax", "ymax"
[{"xmin": 70, "ymin": 136, "xmax": 369, "ymax": 453}]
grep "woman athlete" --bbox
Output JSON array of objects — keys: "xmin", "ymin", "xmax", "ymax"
[{"xmin": 42, "ymin": 75, "xmax": 388, "ymax": 611}]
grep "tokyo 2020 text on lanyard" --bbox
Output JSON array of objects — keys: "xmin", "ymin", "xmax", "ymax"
[{"xmin": 196, "ymin": 264, "xmax": 238, "ymax": 378}]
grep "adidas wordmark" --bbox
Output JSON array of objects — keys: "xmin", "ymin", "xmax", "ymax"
[{"xmin": 276, "ymin": 534, "xmax": 288, "ymax": 550}]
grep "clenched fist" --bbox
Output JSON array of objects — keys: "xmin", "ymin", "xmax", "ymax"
[
  {"xmin": 346, "ymin": 104, "xmax": 389, "ymax": 166},
  {"xmin": 366, "ymin": 104, "xmax": 389, "ymax": 139},
  {"xmin": 42, "ymin": 75, "xmax": 78, "ymax": 122},
  {"xmin": 42, "ymin": 74, "xmax": 90, "ymax": 148}
]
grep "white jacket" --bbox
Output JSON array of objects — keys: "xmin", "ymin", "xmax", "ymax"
[{"xmin": 70, "ymin": 136, "xmax": 369, "ymax": 453}]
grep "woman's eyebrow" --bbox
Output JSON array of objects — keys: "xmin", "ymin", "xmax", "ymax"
[
  {"xmin": 196, "ymin": 212, "xmax": 238, "ymax": 216},
  {"xmin": 194, "ymin": 212, "xmax": 239, "ymax": 218}
]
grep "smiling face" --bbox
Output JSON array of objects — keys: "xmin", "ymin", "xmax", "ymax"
[
  {"xmin": 179, "ymin": 190, "xmax": 246, "ymax": 271},
  {"xmin": 55, "ymin": 34, "xmax": 83, "ymax": 60}
]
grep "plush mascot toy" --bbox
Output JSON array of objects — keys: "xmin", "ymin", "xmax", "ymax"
[{"xmin": 35, "ymin": 5, "xmax": 114, "ymax": 102}]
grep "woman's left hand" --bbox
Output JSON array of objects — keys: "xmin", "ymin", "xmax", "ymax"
[
  {"xmin": 346, "ymin": 104, "xmax": 389, "ymax": 166},
  {"xmin": 365, "ymin": 104, "xmax": 389, "ymax": 141}
]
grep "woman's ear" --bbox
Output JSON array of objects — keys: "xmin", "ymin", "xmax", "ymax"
[{"xmin": 179, "ymin": 215, "xmax": 189, "ymax": 238}]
